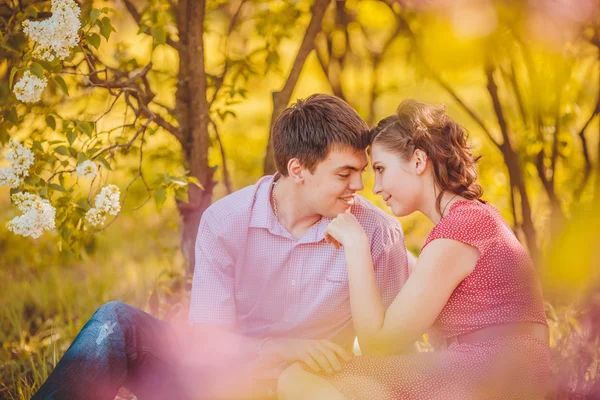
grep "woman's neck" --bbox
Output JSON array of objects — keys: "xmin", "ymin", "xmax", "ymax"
[{"xmin": 421, "ymin": 186, "xmax": 463, "ymax": 225}]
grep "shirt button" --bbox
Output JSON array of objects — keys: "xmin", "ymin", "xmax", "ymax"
[{"xmin": 291, "ymin": 279, "xmax": 296, "ymax": 286}]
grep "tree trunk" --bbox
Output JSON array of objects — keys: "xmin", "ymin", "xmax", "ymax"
[
  {"xmin": 263, "ymin": 0, "xmax": 330, "ymax": 175},
  {"xmin": 486, "ymin": 62, "xmax": 540, "ymax": 262},
  {"xmin": 175, "ymin": 0, "xmax": 215, "ymax": 273}
]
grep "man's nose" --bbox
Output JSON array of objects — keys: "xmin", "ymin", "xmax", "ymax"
[{"xmin": 349, "ymin": 174, "xmax": 364, "ymax": 191}]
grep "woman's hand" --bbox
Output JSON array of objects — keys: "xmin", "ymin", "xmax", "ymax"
[{"xmin": 324, "ymin": 212, "xmax": 368, "ymax": 249}]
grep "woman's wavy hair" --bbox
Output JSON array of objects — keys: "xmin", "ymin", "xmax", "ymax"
[{"xmin": 370, "ymin": 99, "xmax": 483, "ymax": 214}]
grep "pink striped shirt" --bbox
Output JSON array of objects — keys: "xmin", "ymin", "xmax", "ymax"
[{"xmin": 189, "ymin": 175, "xmax": 409, "ymax": 349}]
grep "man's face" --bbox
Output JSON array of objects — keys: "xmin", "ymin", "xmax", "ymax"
[{"xmin": 300, "ymin": 146, "xmax": 368, "ymax": 218}]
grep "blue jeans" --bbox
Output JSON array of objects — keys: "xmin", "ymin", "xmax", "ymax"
[{"xmin": 32, "ymin": 301, "xmax": 195, "ymax": 400}]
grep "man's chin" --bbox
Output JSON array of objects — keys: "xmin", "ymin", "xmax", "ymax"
[{"xmin": 323, "ymin": 205, "xmax": 352, "ymax": 218}]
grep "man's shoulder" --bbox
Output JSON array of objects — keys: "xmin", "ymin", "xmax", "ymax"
[{"xmin": 203, "ymin": 176, "xmax": 270, "ymax": 226}]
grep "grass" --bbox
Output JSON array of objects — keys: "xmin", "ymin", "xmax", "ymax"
[{"xmin": 0, "ymin": 202, "xmax": 187, "ymax": 399}]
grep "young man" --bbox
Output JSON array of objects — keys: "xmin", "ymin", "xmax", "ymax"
[{"xmin": 32, "ymin": 94, "xmax": 412, "ymax": 400}]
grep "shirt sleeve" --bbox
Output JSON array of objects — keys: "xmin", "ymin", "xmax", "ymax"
[
  {"xmin": 371, "ymin": 221, "xmax": 410, "ymax": 308},
  {"xmin": 188, "ymin": 210, "xmax": 237, "ymax": 325},
  {"xmin": 422, "ymin": 206, "xmax": 498, "ymax": 256}
]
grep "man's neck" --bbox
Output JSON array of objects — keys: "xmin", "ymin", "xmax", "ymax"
[{"xmin": 273, "ymin": 177, "xmax": 322, "ymax": 240}]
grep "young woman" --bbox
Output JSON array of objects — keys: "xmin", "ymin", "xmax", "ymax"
[{"xmin": 277, "ymin": 100, "xmax": 550, "ymax": 399}]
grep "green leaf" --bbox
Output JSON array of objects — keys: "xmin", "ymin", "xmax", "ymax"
[
  {"xmin": 151, "ymin": 27, "xmax": 166, "ymax": 45},
  {"xmin": 61, "ymin": 227, "xmax": 72, "ymax": 240},
  {"xmin": 175, "ymin": 187, "xmax": 188, "ymax": 203},
  {"xmin": 100, "ymin": 17, "xmax": 114, "ymax": 40},
  {"xmin": 49, "ymin": 183, "xmax": 66, "ymax": 192},
  {"xmin": 96, "ymin": 156, "xmax": 112, "ymax": 171},
  {"xmin": 46, "ymin": 115, "xmax": 56, "ymax": 130},
  {"xmin": 154, "ymin": 187, "xmax": 167, "ymax": 211},
  {"xmin": 54, "ymin": 145, "xmax": 70, "ymax": 156},
  {"xmin": 30, "ymin": 62, "xmax": 44, "ymax": 79},
  {"xmin": 66, "ymin": 130, "xmax": 77, "ymax": 146},
  {"xmin": 76, "ymin": 198, "xmax": 91, "ymax": 211},
  {"xmin": 39, "ymin": 186, "xmax": 48, "ymax": 197},
  {"xmin": 4, "ymin": 108, "xmax": 18, "ymax": 126},
  {"xmin": 0, "ymin": 125, "xmax": 8, "ymax": 143},
  {"xmin": 187, "ymin": 176, "xmax": 204, "ymax": 189},
  {"xmin": 53, "ymin": 75, "xmax": 69, "ymax": 96},
  {"xmin": 50, "ymin": 62, "xmax": 63, "ymax": 73},
  {"xmin": 87, "ymin": 33, "xmax": 101, "ymax": 49},
  {"xmin": 9, "ymin": 67, "xmax": 18, "ymax": 89},
  {"xmin": 25, "ymin": 5, "xmax": 37, "ymax": 18},
  {"xmin": 25, "ymin": 175, "xmax": 40, "ymax": 184},
  {"xmin": 32, "ymin": 140, "xmax": 44, "ymax": 152},
  {"xmin": 86, "ymin": 146, "xmax": 102, "ymax": 157},
  {"xmin": 77, "ymin": 152, "xmax": 87, "ymax": 164},
  {"xmin": 90, "ymin": 8, "xmax": 101, "ymax": 24},
  {"xmin": 76, "ymin": 120, "xmax": 93, "ymax": 137}
]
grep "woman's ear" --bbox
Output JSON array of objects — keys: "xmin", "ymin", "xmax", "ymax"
[
  {"xmin": 413, "ymin": 149, "xmax": 428, "ymax": 175},
  {"xmin": 287, "ymin": 158, "xmax": 305, "ymax": 183}
]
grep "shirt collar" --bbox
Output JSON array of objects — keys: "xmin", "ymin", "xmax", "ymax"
[
  {"xmin": 248, "ymin": 173, "xmax": 332, "ymax": 244},
  {"xmin": 249, "ymin": 173, "xmax": 279, "ymax": 230}
]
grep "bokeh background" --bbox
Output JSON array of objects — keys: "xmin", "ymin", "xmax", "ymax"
[{"xmin": 1, "ymin": 0, "xmax": 600, "ymax": 398}]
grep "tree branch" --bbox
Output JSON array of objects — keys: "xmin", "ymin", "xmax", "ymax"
[
  {"xmin": 122, "ymin": 0, "xmax": 181, "ymax": 51},
  {"xmin": 209, "ymin": 117, "xmax": 233, "ymax": 194},
  {"xmin": 263, "ymin": 0, "xmax": 330, "ymax": 174},
  {"xmin": 395, "ymin": 13, "xmax": 500, "ymax": 148},
  {"xmin": 92, "ymin": 116, "xmax": 154, "ymax": 160},
  {"xmin": 209, "ymin": 0, "xmax": 249, "ymax": 107},
  {"xmin": 574, "ymin": 107, "xmax": 597, "ymax": 201}
]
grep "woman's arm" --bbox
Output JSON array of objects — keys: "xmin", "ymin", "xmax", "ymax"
[
  {"xmin": 325, "ymin": 213, "xmax": 479, "ymax": 356},
  {"xmin": 346, "ymin": 237, "xmax": 479, "ymax": 355}
]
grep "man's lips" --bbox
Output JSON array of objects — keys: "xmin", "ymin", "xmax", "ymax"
[{"xmin": 339, "ymin": 195, "xmax": 355, "ymax": 205}]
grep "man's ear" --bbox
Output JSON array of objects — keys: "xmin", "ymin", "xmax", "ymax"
[
  {"xmin": 414, "ymin": 149, "xmax": 428, "ymax": 175},
  {"xmin": 287, "ymin": 158, "xmax": 305, "ymax": 182}
]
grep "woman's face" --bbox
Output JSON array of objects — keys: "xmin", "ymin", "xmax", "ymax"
[{"xmin": 370, "ymin": 143, "xmax": 424, "ymax": 217}]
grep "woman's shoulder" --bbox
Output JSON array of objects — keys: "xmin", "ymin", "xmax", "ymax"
[
  {"xmin": 441, "ymin": 199, "xmax": 495, "ymax": 226},
  {"xmin": 422, "ymin": 199, "xmax": 502, "ymax": 253}
]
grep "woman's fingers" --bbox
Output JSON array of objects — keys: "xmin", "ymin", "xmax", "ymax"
[
  {"xmin": 324, "ymin": 233, "xmax": 341, "ymax": 249},
  {"xmin": 307, "ymin": 348, "xmax": 335, "ymax": 374},
  {"xmin": 322, "ymin": 340, "xmax": 354, "ymax": 363},
  {"xmin": 316, "ymin": 343, "xmax": 343, "ymax": 372},
  {"xmin": 299, "ymin": 353, "xmax": 321, "ymax": 373}
]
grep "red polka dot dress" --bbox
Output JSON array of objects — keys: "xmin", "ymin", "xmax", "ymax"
[{"xmin": 318, "ymin": 200, "xmax": 551, "ymax": 399}]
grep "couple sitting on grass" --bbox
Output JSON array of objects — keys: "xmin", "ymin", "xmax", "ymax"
[{"xmin": 33, "ymin": 94, "xmax": 550, "ymax": 400}]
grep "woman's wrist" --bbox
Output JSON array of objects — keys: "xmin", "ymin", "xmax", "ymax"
[{"xmin": 344, "ymin": 233, "xmax": 370, "ymax": 254}]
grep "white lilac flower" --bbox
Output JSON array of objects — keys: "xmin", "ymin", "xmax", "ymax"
[
  {"xmin": 84, "ymin": 207, "xmax": 106, "ymax": 227},
  {"xmin": 7, "ymin": 192, "xmax": 56, "ymax": 239},
  {"xmin": 75, "ymin": 160, "xmax": 98, "ymax": 179},
  {"xmin": 5, "ymin": 140, "xmax": 34, "ymax": 177},
  {"xmin": 22, "ymin": 0, "xmax": 81, "ymax": 62},
  {"xmin": 0, "ymin": 167, "xmax": 21, "ymax": 189},
  {"xmin": 13, "ymin": 71, "xmax": 48, "ymax": 103},
  {"xmin": 94, "ymin": 184, "xmax": 121, "ymax": 216}
]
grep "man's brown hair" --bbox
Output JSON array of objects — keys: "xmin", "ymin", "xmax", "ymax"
[{"xmin": 271, "ymin": 94, "xmax": 370, "ymax": 176}]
